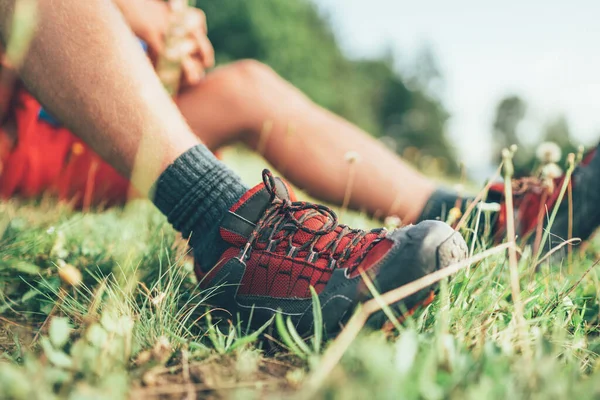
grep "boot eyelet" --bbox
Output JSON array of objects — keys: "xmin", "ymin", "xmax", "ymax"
[
  {"xmin": 306, "ymin": 251, "xmax": 319, "ymax": 263},
  {"xmin": 237, "ymin": 242, "xmax": 252, "ymax": 264},
  {"xmin": 287, "ymin": 246, "xmax": 297, "ymax": 257},
  {"xmin": 266, "ymin": 240, "xmax": 277, "ymax": 252},
  {"xmin": 327, "ymin": 258, "xmax": 337, "ymax": 270}
]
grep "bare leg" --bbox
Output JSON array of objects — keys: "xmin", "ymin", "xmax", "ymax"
[
  {"xmin": 0, "ymin": 0, "xmax": 199, "ymax": 196},
  {"xmin": 177, "ymin": 60, "xmax": 435, "ymax": 223}
]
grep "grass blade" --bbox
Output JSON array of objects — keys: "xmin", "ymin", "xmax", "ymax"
[
  {"xmin": 275, "ymin": 312, "xmax": 307, "ymax": 359},
  {"xmin": 310, "ymin": 286, "xmax": 323, "ymax": 354}
]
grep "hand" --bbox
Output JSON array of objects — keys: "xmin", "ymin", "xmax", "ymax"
[
  {"xmin": 173, "ymin": 6, "xmax": 215, "ymax": 86},
  {"xmin": 115, "ymin": 0, "xmax": 215, "ymax": 86}
]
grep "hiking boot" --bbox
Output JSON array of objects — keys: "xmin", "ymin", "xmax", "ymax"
[
  {"xmin": 487, "ymin": 144, "xmax": 600, "ymax": 256},
  {"xmin": 195, "ymin": 169, "xmax": 468, "ymax": 336}
]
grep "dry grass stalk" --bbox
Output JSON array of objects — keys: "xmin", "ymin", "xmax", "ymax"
[
  {"xmin": 340, "ymin": 151, "xmax": 360, "ymax": 220},
  {"xmin": 181, "ymin": 346, "xmax": 196, "ymax": 400},
  {"xmin": 532, "ymin": 192, "xmax": 548, "ymax": 254},
  {"xmin": 501, "ymin": 148, "xmax": 531, "ymax": 361},
  {"xmin": 568, "ymin": 181, "xmax": 574, "ymax": 272},
  {"xmin": 533, "ymin": 238, "xmax": 580, "ymax": 270},
  {"xmin": 256, "ymin": 120, "xmax": 274, "ymax": 156}
]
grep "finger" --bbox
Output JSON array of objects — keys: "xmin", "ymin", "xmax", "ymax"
[
  {"xmin": 146, "ymin": 30, "xmax": 165, "ymax": 57},
  {"xmin": 185, "ymin": 9, "xmax": 207, "ymax": 34},
  {"xmin": 178, "ymin": 38, "xmax": 197, "ymax": 58},
  {"xmin": 181, "ymin": 55, "xmax": 205, "ymax": 86},
  {"xmin": 164, "ymin": 38, "xmax": 196, "ymax": 64},
  {"xmin": 190, "ymin": 31, "xmax": 215, "ymax": 69}
]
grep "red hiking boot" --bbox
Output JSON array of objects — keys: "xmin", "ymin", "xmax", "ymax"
[
  {"xmin": 488, "ymin": 144, "xmax": 600, "ymax": 256},
  {"xmin": 196, "ymin": 170, "xmax": 468, "ymax": 335}
]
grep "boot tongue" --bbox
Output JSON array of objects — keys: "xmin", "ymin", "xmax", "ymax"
[
  {"xmin": 271, "ymin": 177, "xmax": 295, "ymax": 202},
  {"xmin": 221, "ymin": 176, "xmax": 295, "ymax": 239}
]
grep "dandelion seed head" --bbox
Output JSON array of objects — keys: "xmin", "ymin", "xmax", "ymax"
[
  {"xmin": 536, "ymin": 141, "xmax": 562, "ymax": 164},
  {"xmin": 541, "ymin": 163, "xmax": 563, "ymax": 179},
  {"xmin": 383, "ymin": 216, "xmax": 402, "ymax": 229}
]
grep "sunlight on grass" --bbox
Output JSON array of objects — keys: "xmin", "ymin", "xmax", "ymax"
[{"xmin": 1, "ymin": 152, "xmax": 600, "ymax": 399}]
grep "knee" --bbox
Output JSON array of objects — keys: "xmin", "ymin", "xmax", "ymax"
[
  {"xmin": 217, "ymin": 60, "xmax": 288, "ymax": 103},
  {"xmin": 225, "ymin": 60, "xmax": 310, "ymax": 107},
  {"xmin": 200, "ymin": 59, "xmax": 310, "ymax": 135},
  {"xmin": 215, "ymin": 59, "xmax": 299, "ymax": 107},
  {"xmin": 206, "ymin": 60, "xmax": 281, "ymax": 106},
  {"xmin": 211, "ymin": 59, "xmax": 309, "ymax": 104},
  {"xmin": 228, "ymin": 59, "xmax": 277, "ymax": 83}
]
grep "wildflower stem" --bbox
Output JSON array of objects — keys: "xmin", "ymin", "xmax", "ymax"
[
  {"xmin": 340, "ymin": 152, "xmax": 360, "ymax": 220},
  {"xmin": 568, "ymin": 181, "xmax": 574, "ymax": 272},
  {"xmin": 501, "ymin": 148, "xmax": 531, "ymax": 362}
]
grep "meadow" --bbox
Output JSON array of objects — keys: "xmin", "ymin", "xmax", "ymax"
[{"xmin": 1, "ymin": 148, "xmax": 600, "ymax": 399}]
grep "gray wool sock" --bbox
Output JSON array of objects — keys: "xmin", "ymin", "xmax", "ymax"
[{"xmin": 152, "ymin": 145, "xmax": 248, "ymax": 268}]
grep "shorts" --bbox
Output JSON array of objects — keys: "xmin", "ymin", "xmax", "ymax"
[{"xmin": 0, "ymin": 89, "xmax": 131, "ymax": 208}]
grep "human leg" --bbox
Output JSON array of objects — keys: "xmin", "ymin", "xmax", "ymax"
[
  {"xmin": 176, "ymin": 60, "xmax": 437, "ymax": 223},
  {"xmin": 1, "ymin": 58, "xmax": 454, "ymax": 222},
  {"xmin": 0, "ymin": 0, "xmax": 246, "ymax": 280},
  {"xmin": 0, "ymin": 0, "xmax": 467, "ymax": 332}
]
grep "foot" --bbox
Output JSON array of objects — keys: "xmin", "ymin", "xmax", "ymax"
[
  {"xmin": 488, "ymin": 144, "xmax": 600, "ymax": 255},
  {"xmin": 195, "ymin": 170, "xmax": 468, "ymax": 336}
]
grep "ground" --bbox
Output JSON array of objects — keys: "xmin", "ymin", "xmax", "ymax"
[{"xmin": 2, "ymin": 148, "xmax": 600, "ymax": 399}]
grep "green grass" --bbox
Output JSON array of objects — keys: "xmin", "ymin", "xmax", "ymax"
[{"xmin": 2, "ymin": 150, "xmax": 600, "ymax": 399}]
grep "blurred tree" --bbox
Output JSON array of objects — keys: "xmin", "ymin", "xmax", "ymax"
[
  {"xmin": 385, "ymin": 47, "xmax": 455, "ymax": 172},
  {"xmin": 196, "ymin": 0, "xmax": 458, "ymax": 173},
  {"xmin": 492, "ymin": 95, "xmax": 580, "ymax": 175},
  {"xmin": 492, "ymin": 95, "xmax": 532, "ymax": 174},
  {"xmin": 542, "ymin": 116, "xmax": 577, "ymax": 155},
  {"xmin": 407, "ymin": 45, "xmax": 444, "ymax": 99},
  {"xmin": 492, "ymin": 95, "xmax": 526, "ymax": 160}
]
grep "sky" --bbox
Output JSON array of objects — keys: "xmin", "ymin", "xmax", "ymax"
[{"xmin": 315, "ymin": 0, "xmax": 600, "ymax": 171}]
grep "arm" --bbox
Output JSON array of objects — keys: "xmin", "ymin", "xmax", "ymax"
[{"xmin": 0, "ymin": 0, "xmax": 199, "ymax": 195}]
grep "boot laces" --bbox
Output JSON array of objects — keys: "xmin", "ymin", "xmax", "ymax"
[{"xmin": 238, "ymin": 170, "xmax": 386, "ymax": 272}]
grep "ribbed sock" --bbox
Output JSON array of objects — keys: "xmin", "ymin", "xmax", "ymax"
[{"xmin": 152, "ymin": 145, "xmax": 248, "ymax": 268}]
